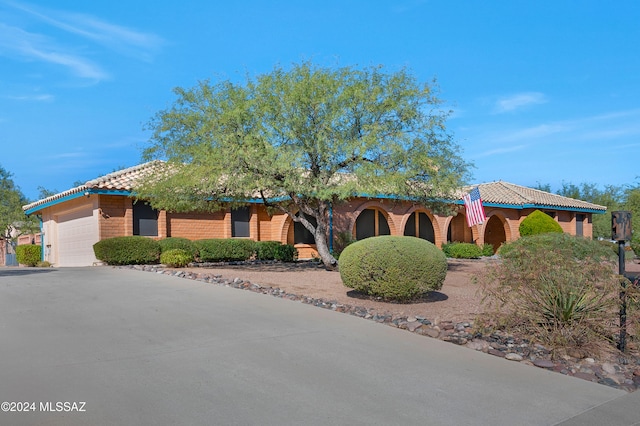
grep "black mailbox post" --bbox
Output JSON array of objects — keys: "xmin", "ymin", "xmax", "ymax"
[{"xmin": 612, "ymin": 211, "xmax": 632, "ymax": 352}]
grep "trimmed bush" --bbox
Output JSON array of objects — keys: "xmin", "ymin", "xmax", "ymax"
[
  {"xmin": 193, "ymin": 239, "xmax": 256, "ymax": 262},
  {"xmin": 273, "ymin": 244, "xmax": 297, "ymax": 262},
  {"xmin": 500, "ymin": 233, "xmax": 616, "ymax": 261},
  {"xmin": 158, "ymin": 237, "xmax": 197, "ymax": 256},
  {"xmin": 93, "ymin": 236, "xmax": 161, "ymax": 265},
  {"xmin": 519, "ymin": 210, "xmax": 563, "ymax": 237},
  {"xmin": 481, "ymin": 243, "xmax": 494, "ymax": 257},
  {"xmin": 340, "ymin": 236, "xmax": 447, "ymax": 302},
  {"xmin": 16, "ymin": 244, "xmax": 41, "ymax": 266},
  {"xmin": 255, "ymin": 241, "xmax": 283, "ymax": 260},
  {"xmin": 160, "ymin": 249, "xmax": 193, "ymax": 267},
  {"xmin": 442, "ymin": 242, "xmax": 483, "ymax": 259}
]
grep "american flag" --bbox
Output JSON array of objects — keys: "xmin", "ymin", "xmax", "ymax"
[{"xmin": 463, "ymin": 187, "xmax": 486, "ymax": 227}]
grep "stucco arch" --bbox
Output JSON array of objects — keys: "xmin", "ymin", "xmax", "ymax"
[
  {"xmin": 483, "ymin": 211, "xmax": 511, "ymax": 252},
  {"xmin": 400, "ymin": 207, "xmax": 442, "ymax": 245},
  {"xmin": 349, "ymin": 201, "xmax": 397, "ymax": 238}
]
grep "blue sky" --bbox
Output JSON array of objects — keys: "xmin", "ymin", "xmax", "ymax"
[{"xmin": 2, "ymin": 0, "xmax": 640, "ymax": 201}]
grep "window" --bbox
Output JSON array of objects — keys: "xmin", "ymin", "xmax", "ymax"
[
  {"xmin": 355, "ymin": 208, "xmax": 390, "ymax": 240},
  {"xmin": 576, "ymin": 214, "xmax": 585, "ymax": 236},
  {"xmin": 403, "ymin": 212, "xmax": 435, "ymax": 243},
  {"xmin": 133, "ymin": 202, "xmax": 159, "ymax": 236},
  {"xmin": 294, "ymin": 214, "xmax": 317, "ymax": 244},
  {"xmin": 231, "ymin": 207, "xmax": 251, "ymax": 238}
]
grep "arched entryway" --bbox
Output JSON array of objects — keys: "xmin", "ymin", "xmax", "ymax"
[
  {"xmin": 355, "ymin": 208, "xmax": 390, "ymax": 240},
  {"xmin": 403, "ymin": 211, "xmax": 435, "ymax": 243},
  {"xmin": 484, "ymin": 215, "xmax": 507, "ymax": 252},
  {"xmin": 447, "ymin": 214, "xmax": 473, "ymax": 243}
]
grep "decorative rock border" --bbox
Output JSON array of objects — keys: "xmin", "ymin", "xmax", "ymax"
[{"xmin": 121, "ymin": 264, "xmax": 640, "ymax": 393}]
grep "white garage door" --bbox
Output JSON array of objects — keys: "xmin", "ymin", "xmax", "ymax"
[{"xmin": 56, "ymin": 208, "xmax": 99, "ymax": 267}]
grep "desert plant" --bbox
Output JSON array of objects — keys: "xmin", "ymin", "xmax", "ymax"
[
  {"xmin": 16, "ymin": 244, "xmax": 41, "ymax": 266},
  {"xmin": 519, "ymin": 210, "xmax": 563, "ymax": 237},
  {"xmin": 158, "ymin": 237, "xmax": 197, "ymax": 256},
  {"xmin": 36, "ymin": 261, "xmax": 52, "ymax": 268},
  {"xmin": 441, "ymin": 242, "xmax": 483, "ymax": 259},
  {"xmin": 478, "ymin": 233, "xmax": 620, "ymax": 351},
  {"xmin": 160, "ymin": 248, "xmax": 193, "ymax": 267},
  {"xmin": 93, "ymin": 236, "xmax": 161, "ymax": 265},
  {"xmin": 340, "ymin": 236, "xmax": 447, "ymax": 302},
  {"xmin": 193, "ymin": 239, "xmax": 256, "ymax": 262}
]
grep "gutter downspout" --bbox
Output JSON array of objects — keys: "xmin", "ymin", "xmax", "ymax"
[{"xmin": 37, "ymin": 215, "xmax": 44, "ymax": 262}]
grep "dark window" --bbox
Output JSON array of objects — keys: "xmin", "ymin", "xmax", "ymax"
[
  {"xmin": 356, "ymin": 208, "xmax": 390, "ymax": 240},
  {"xmin": 294, "ymin": 215, "xmax": 317, "ymax": 244},
  {"xmin": 133, "ymin": 202, "xmax": 159, "ymax": 236},
  {"xmin": 545, "ymin": 211, "xmax": 557, "ymax": 218},
  {"xmin": 403, "ymin": 212, "xmax": 435, "ymax": 243},
  {"xmin": 576, "ymin": 214, "xmax": 585, "ymax": 236},
  {"xmin": 231, "ymin": 207, "xmax": 251, "ymax": 238}
]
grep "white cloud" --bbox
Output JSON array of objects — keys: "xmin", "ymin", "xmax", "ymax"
[
  {"xmin": 5, "ymin": 93, "xmax": 54, "ymax": 101},
  {"xmin": 494, "ymin": 92, "xmax": 547, "ymax": 113},
  {"xmin": 476, "ymin": 144, "xmax": 528, "ymax": 158}
]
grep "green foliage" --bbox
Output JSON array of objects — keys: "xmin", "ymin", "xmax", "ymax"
[
  {"xmin": 255, "ymin": 241, "xmax": 283, "ymax": 260},
  {"xmin": 519, "ymin": 210, "xmax": 563, "ymax": 237},
  {"xmin": 160, "ymin": 249, "xmax": 193, "ymax": 267},
  {"xmin": 479, "ymin": 233, "xmax": 620, "ymax": 351},
  {"xmin": 340, "ymin": 236, "xmax": 447, "ymax": 302},
  {"xmin": 36, "ymin": 260, "xmax": 52, "ymax": 268},
  {"xmin": 441, "ymin": 242, "xmax": 483, "ymax": 259},
  {"xmin": 631, "ymin": 236, "xmax": 640, "ymax": 258},
  {"xmin": 193, "ymin": 239, "xmax": 256, "ymax": 262},
  {"xmin": 0, "ymin": 164, "xmax": 38, "ymax": 239},
  {"xmin": 138, "ymin": 61, "xmax": 471, "ymax": 268},
  {"xmin": 15, "ymin": 244, "xmax": 41, "ymax": 266},
  {"xmin": 481, "ymin": 243, "xmax": 494, "ymax": 257},
  {"xmin": 93, "ymin": 236, "xmax": 161, "ymax": 265},
  {"xmin": 500, "ymin": 233, "xmax": 616, "ymax": 261},
  {"xmin": 273, "ymin": 244, "xmax": 297, "ymax": 262},
  {"xmin": 158, "ymin": 237, "xmax": 197, "ymax": 255}
]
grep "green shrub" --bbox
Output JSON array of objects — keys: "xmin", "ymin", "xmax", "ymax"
[
  {"xmin": 340, "ymin": 236, "xmax": 447, "ymax": 302},
  {"xmin": 481, "ymin": 243, "xmax": 494, "ymax": 257},
  {"xmin": 193, "ymin": 239, "xmax": 256, "ymax": 262},
  {"xmin": 255, "ymin": 241, "xmax": 283, "ymax": 260},
  {"xmin": 332, "ymin": 231, "xmax": 355, "ymax": 259},
  {"xmin": 441, "ymin": 242, "xmax": 483, "ymax": 259},
  {"xmin": 630, "ymin": 236, "xmax": 640, "ymax": 258},
  {"xmin": 519, "ymin": 210, "xmax": 563, "ymax": 237},
  {"xmin": 16, "ymin": 245, "xmax": 41, "ymax": 266},
  {"xmin": 478, "ymin": 233, "xmax": 619, "ymax": 351},
  {"xmin": 160, "ymin": 249, "xmax": 193, "ymax": 267},
  {"xmin": 158, "ymin": 237, "xmax": 197, "ymax": 256},
  {"xmin": 273, "ymin": 244, "xmax": 297, "ymax": 262},
  {"xmin": 36, "ymin": 261, "xmax": 52, "ymax": 268},
  {"xmin": 598, "ymin": 239, "xmax": 635, "ymax": 261},
  {"xmin": 93, "ymin": 236, "xmax": 161, "ymax": 265}
]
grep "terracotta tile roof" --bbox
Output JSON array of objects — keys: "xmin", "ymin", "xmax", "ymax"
[
  {"xmin": 23, "ymin": 161, "xmax": 606, "ymax": 214},
  {"xmin": 22, "ymin": 161, "xmax": 163, "ymax": 212},
  {"xmin": 464, "ymin": 181, "xmax": 606, "ymax": 212}
]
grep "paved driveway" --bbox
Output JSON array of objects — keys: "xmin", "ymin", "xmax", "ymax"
[{"xmin": 0, "ymin": 267, "xmax": 636, "ymax": 425}]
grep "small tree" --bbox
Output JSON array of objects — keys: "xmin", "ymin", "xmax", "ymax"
[
  {"xmin": 138, "ymin": 62, "xmax": 471, "ymax": 268},
  {"xmin": 0, "ymin": 165, "xmax": 38, "ymax": 242}
]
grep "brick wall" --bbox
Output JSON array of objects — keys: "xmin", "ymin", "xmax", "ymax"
[
  {"xmin": 166, "ymin": 211, "xmax": 227, "ymax": 240},
  {"xmin": 99, "ymin": 196, "xmax": 130, "ymax": 239}
]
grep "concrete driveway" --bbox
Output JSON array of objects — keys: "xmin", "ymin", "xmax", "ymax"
[{"xmin": 0, "ymin": 267, "xmax": 637, "ymax": 425}]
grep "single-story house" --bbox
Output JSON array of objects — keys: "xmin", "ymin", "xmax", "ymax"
[{"xmin": 23, "ymin": 162, "xmax": 606, "ymax": 267}]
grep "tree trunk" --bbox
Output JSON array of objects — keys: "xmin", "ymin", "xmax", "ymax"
[{"xmin": 314, "ymin": 224, "xmax": 337, "ymax": 270}]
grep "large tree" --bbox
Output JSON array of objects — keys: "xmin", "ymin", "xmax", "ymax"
[
  {"xmin": 0, "ymin": 165, "xmax": 37, "ymax": 241},
  {"xmin": 139, "ymin": 62, "xmax": 470, "ymax": 268}
]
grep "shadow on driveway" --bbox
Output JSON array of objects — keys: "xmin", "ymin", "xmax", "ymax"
[{"xmin": 0, "ymin": 268, "xmax": 56, "ymax": 277}]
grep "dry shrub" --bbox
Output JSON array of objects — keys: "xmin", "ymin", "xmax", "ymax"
[{"xmin": 476, "ymin": 234, "xmax": 621, "ymax": 354}]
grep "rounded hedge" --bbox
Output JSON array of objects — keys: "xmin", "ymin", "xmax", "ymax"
[
  {"xmin": 441, "ymin": 242, "xmax": 483, "ymax": 259},
  {"xmin": 93, "ymin": 236, "xmax": 161, "ymax": 265},
  {"xmin": 16, "ymin": 244, "xmax": 41, "ymax": 266},
  {"xmin": 158, "ymin": 237, "xmax": 197, "ymax": 256},
  {"xmin": 193, "ymin": 239, "xmax": 256, "ymax": 262},
  {"xmin": 160, "ymin": 248, "xmax": 194, "ymax": 267},
  {"xmin": 339, "ymin": 236, "xmax": 447, "ymax": 302},
  {"xmin": 519, "ymin": 210, "xmax": 563, "ymax": 237}
]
